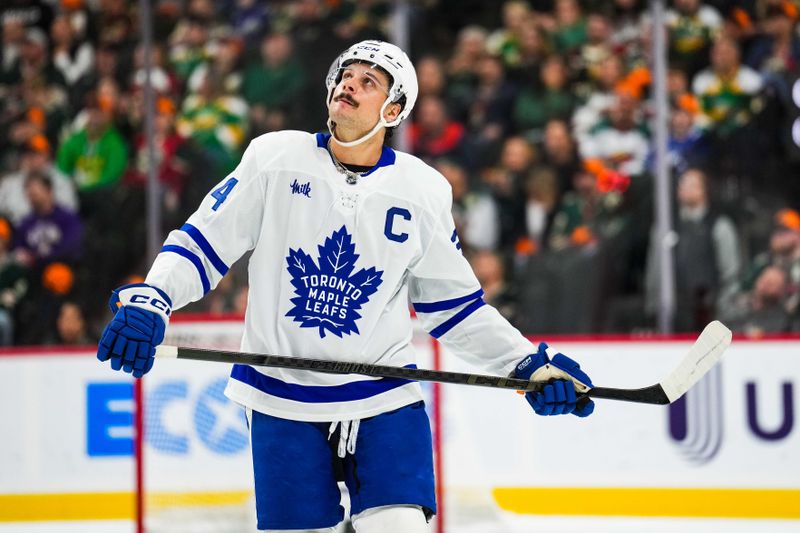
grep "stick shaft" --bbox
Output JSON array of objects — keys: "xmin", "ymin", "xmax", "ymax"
[
  {"xmin": 157, "ymin": 346, "xmax": 673, "ymax": 404},
  {"xmin": 160, "ymin": 345, "xmax": 535, "ymax": 390},
  {"xmin": 156, "ymin": 321, "xmax": 731, "ymax": 406}
]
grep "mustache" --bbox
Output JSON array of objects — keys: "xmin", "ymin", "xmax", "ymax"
[{"xmin": 334, "ymin": 93, "xmax": 358, "ymax": 107}]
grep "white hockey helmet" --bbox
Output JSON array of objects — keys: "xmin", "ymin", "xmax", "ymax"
[{"xmin": 325, "ymin": 40, "xmax": 418, "ymax": 146}]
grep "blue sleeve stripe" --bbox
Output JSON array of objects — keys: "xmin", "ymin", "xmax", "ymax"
[
  {"xmin": 180, "ymin": 223, "xmax": 229, "ymax": 276},
  {"xmin": 230, "ymin": 363, "xmax": 417, "ymax": 403},
  {"xmin": 429, "ymin": 298, "xmax": 486, "ymax": 339},
  {"xmin": 412, "ymin": 289, "xmax": 484, "ymax": 313},
  {"xmin": 160, "ymin": 245, "xmax": 211, "ymax": 294}
]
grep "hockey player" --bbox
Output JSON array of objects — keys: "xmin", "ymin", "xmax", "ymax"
[{"xmin": 96, "ymin": 40, "xmax": 595, "ymax": 532}]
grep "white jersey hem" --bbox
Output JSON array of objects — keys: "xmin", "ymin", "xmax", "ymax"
[{"xmin": 224, "ymin": 378, "xmax": 426, "ymax": 422}]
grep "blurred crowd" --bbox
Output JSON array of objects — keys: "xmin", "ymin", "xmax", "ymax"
[{"xmin": 2, "ymin": 0, "xmax": 800, "ymax": 346}]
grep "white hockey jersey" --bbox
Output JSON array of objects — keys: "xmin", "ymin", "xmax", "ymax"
[{"xmin": 146, "ymin": 131, "xmax": 537, "ymax": 421}]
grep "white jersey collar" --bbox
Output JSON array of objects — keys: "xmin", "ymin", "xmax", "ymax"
[{"xmin": 316, "ymin": 132, "xmax": 396, "ymax": 177}]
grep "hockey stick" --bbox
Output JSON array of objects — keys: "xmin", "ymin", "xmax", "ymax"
[{"xmin": 155, "ymin": 321, "xmax": 731, "ymax": 405}]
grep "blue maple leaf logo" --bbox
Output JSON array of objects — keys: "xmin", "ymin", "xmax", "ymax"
[{"xmin": 286, "ymin": 226, "xmax": 384, "ymax": 338}]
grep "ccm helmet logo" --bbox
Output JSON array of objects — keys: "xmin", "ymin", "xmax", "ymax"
[{"xmin": 130, "ymin": 294, "xmax": 171, "ymax": 315}]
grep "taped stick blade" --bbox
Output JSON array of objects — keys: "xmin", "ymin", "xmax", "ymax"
[{"xmin": 660, "ymin": 321, "xmax": 732, "ymax": 403}]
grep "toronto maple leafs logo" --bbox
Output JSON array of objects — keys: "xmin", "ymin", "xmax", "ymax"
[{"xmin": 286, "ymin": 226, "xmax": 384, "ymax": 338}]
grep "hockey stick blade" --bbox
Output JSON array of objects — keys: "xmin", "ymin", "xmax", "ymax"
[
  {"xmin": 588, "ymin": 320, "xmax": 732, "ymax": 404},
  {"xmin": 658, "ymin": 320, "xmax": 732, "ymax": 403},
  {"xmin": 154, "ymin": 320, "xmax": 731, "ymax": 406}
]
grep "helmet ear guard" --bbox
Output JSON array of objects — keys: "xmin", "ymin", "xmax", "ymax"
[{"xmin": 325, "ymin": 40, "xmax": 418, "ymax": 146}]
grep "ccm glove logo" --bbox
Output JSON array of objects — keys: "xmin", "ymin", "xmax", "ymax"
[
  {"xmin": 130, "ymin": 294, "xmax": 171, "ymax": 315},
  {"xmin": 516, "ymin": 356, "xmax": 532, "ymax": 371},
  {"xmin": 112, "ymin": 283, "xmax": 173, "ymax": 323}
]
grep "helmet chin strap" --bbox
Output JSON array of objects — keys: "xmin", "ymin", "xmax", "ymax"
[
  {"xmin": 328, "ymin": 97, "xmax": 397, "ymax": 148},
  {"xmin": 327, "ymin": 117, "xmax": 385, "ymax": 148}
]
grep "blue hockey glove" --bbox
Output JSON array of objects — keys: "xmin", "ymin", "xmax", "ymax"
[
  {"xmin": 513, "ymin": 342, "xmax": 595, "ymax": 417},
  {"xmin": 97, "ymin": 283, "xmax": 172, "ymax": 378}
]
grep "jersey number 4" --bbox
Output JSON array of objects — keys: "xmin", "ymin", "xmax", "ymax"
[{"xmin": 210, "ymin": 177, "xmax": 239, "ymax": 211}]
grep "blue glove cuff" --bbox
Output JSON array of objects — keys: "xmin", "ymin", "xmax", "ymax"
[
  {"xmin": 513, "ymin": 342, "xmax": 550, "ymax": 380},
  {"xmin": 109, "ymin": 283, "xmax": 173, "ymax": 323}
]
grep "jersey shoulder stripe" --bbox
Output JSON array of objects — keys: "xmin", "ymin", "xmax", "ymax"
[
  {"xmin": 429, "ymin": 298, "xmax": 486, "ymax": 339},
  {"xmin": 412, "ymin": 288, "xmax": 484, "ymax": 313},
  {"xmin": 160, "ymin": 244, "xmax": 211, "ymax": 294},
  {"xmin": 180, "ymin": 223, "xmax": 229, "ymax": 276},
  {"xmin": 230, "ymin": 364, "xmax": 417, "ymax": 403}
]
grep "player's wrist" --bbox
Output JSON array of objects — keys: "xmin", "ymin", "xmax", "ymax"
[{"xmin": 110, "ymin": 282, "xmax": 173, "ymax": 325}]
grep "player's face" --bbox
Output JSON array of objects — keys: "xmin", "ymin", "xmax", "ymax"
[{"xmin": 328, "ymin": 62, "xmax": 395, "ymax": 133}]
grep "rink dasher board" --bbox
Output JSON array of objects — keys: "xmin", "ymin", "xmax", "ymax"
[
  {"xmin": 438, "ymin": 338, "xmax": 799, "ymax": 520},
  {"xmin": 0, "ymin": 324, "xmax": 798, "ymax": 523}
]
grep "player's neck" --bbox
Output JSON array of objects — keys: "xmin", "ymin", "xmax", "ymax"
[{"xmin": 330, "ymin": 130, "xmax": 385, "ymax": 167}]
